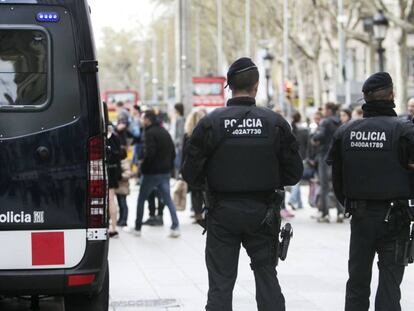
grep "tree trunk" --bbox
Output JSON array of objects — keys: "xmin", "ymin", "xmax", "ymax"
[{"xmin": 312, "ymin": 59, "xmax": 322, "ymax": 108}]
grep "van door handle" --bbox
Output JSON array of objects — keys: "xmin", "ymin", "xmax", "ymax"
[{"xmin": 36, "ymin": 146, "xmax": 50, "ymax": 161}]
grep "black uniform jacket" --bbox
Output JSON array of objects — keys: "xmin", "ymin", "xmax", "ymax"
[
  {"xmin": 181, "ymin": 97, "xmax": 303, "ymax": 191},
  {"xmin": 327, "ymin": 116, "xmax": 414, "ymax": 205}
]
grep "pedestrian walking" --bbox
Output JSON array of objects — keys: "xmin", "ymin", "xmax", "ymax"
[
  {"xmin": 182, "ymin": 108, "xmax": 207, "ymax": 222},
  {"xmin": 106, "ymin": 125, "xmax": 122, "ymax": 238},
  {"xmin": 287, "ymin": 112, "xmax": 309, "ymax": 210},
  {"xmin": 172, "ymin": 103, "xmax": 185, "ymax": 175},
  {"xmin": 182, "ymin": 58, "xmax": 303, "ymax": 311},
  {"xmin": 312, "ymin": 102, "xmax": 344, "ymax": 223},
  {"xmin": 115, "ymin": 101, "xmax": 131, "ymax": 148},
  {"xmin": 308, "ymin": 111, "xmax": 323, "ymax": 213},
  {"xmin": 134, "ymin": 110, "xmax": 180, "ymax": 238},
  {"xmin": 116, "ymin": 157, "xmax": 133, "ymax": 227},
  {"xmin": 402, "ymin": 97, "xmax": 414, "ymax": 121},
  {"xmin": 327, "ymin": 72, "xmax": 414, "ymax": 311},
  {"xmin": 130, "ymin": 105, "xmax": 143, "ymax": 168}
]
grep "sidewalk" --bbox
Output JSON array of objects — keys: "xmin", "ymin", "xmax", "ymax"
[{"xmin": 109, "ymin": 183, "xmax": 414, "ymax": 310}]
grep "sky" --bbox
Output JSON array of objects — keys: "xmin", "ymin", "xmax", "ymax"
[{"xmin": 87, "ymin": 0, "xmax": 161, "ymax": 46}]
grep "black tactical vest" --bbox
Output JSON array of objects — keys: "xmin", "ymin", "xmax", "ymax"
[
  {"xmin": 206, "ymin": 105, "xmax": 281, "ymax": 193},
  {"xmin": 341, "ymin": 116, "xmax": 412, "ymax": 200}
]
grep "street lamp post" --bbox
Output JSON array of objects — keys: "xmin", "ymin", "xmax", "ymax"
[
  {"xmin": 263, "ymin": 49, "xmax": 274, "ymax": 107},
  {"xmin": 373, "ymin": 10, "xmax": 389, "ymax": 72}
]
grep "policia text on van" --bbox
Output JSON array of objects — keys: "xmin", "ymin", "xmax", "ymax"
[{"xmin": 0, "ymin": 1, "xmax": 109, "ymax": 310}]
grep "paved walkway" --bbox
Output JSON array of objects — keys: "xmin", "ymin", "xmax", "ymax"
[{"xmin": 108, "ymin": 184, "xmax": 414, "ymax": 310}]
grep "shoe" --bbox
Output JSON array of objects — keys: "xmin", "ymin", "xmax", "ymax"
[
  {"xmin": 317, "ymin": 215, "xmax": 330, "ymax": 223},
  {"xmin": 337, "ymin": 213, "xmax": 345, "ymax": 223},
  {"xmin": 153, "ymin": 215, "xmax": 164, "ymax": 227},
  {"xmin": 117, "ymin": 222, "xmax": 127, "ymax": 227},
  {"xmin": 281, "ymin": 209, "xmax": 295, "ymax": 219},
  {"xmin": 142, "ymin": 216, "xmax": 156, "ymax": 226},
  {"xmin": 169, "ymin": 228, "xmax": 181, "ymax": 238},
  {"xmin": 134, "ymin": 230, "xmax": 142, "ymax": 237},
  {"xmin": 109, "ymin": 231, "xmax": 119, "ymax": 239}
]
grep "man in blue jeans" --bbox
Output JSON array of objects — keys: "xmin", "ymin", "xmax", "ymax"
[{"xmin": 134, "ymin": 110, "xmax": 180, "ymax": 237}]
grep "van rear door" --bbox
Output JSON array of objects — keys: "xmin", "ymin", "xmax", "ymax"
[{"xmin": 0, "ymin": 3, "xmax": 93, "ymax": 270}]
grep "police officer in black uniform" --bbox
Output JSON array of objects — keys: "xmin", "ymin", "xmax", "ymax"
[
  {"xmin": 327, "ymin": 72, "xmax": 414, "ymax": 311},
  {"xmin": 182, "ymin": 58, "xmax": 303, "ymax": 311}
]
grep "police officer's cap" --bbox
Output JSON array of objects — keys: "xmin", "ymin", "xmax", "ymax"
[
  {"xmin": 362, "ymin": 72, "xmax": 393, "ymax": 94},
  {"xmin": 226, "ymin": 57, "xmax": 258, "ymax": 87}
]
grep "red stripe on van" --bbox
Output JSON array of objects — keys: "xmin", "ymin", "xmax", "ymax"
[{"xmin": 31, "ymin": 232, "xmax": 65, "ymax": 266}]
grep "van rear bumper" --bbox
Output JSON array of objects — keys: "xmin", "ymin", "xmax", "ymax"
[{"xmin": 0, "ymin": 240, "xmax": 108, "ymax": 296}]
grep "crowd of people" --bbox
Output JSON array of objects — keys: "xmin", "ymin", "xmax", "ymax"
[
  {"xmin": 103, "ymin": 95, "xmax": 414, "ymax": 238},
  {"xmin": 104, "ymin": 100, "xmax": 209, "ymax": 238},
  {"xmin": 284, "ymin": 103, "xmax": 363, "ymax": 222}
]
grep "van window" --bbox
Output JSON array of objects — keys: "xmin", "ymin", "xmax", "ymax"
[{"xmin": 0, "ymin": 29, "xmax": 48, "ymax": 107}]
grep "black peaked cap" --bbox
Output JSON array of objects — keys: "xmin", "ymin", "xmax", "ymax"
[
  {"xmin": 227, "ymin": 57, "xmax": 258, "ymax": 85},
  {"xmin": 362, "ymin": 72, "xmax": 393, "ymax": 94}
]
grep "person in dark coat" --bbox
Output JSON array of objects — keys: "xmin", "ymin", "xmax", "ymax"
[
  {"xmin": 312, "ymin": 102, "xmax": 344, "ymax": 223},
  {"xmin": 134, "ymin": 110, "xmax": 180, "ymax": 238},
  {"xmin": 287, "ymin": 112, "xmax": 309, "ymax": 210}
]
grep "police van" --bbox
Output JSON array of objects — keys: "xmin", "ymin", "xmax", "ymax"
[{"xmin": 0, "ymin": 0, "xmax": 109, "ymax": 310}]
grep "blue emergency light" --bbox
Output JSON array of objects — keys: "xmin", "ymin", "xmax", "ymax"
[{"xmin": 36, "ymin": 12, "xmax": 60, "ymax": 22}]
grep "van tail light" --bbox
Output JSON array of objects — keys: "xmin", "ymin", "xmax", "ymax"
[
  {"xmin": 68, "ymin": 274, "xmax": 96, "ymax": 287},
  {"xmin": 88, "ymin": 135, "xmax": 107, "ymax": 228}
]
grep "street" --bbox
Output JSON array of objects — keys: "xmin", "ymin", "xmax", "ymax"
[{"xmin": 2, "ymin": 184, "xmax": 414, "ymax": 311}]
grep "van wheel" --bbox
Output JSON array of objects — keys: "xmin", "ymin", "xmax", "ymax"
[{"xmin": 64, "ymin": 265, "xmax": 109, "ymax": 311}]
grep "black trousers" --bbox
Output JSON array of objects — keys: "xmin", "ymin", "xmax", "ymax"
[
  {"xmin": 205, "ymin": 196, "xmax": 285, "ymax": 311},
  {"xmin": 345, "ymin": 204, "xmax": 410, "ymax": 311}
]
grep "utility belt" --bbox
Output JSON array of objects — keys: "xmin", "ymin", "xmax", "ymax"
[{"xmin": 344, "ymin": 199, "xmax": 414, "ymax": 222}]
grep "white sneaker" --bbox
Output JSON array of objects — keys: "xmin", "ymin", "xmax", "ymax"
[
  {"xmin": 169, "ymin": 229, "xmax": 181, "ymax": 238},
  {"xmin": 134, "ymin": 230, "xmax": 142, "ymax": 237}
]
